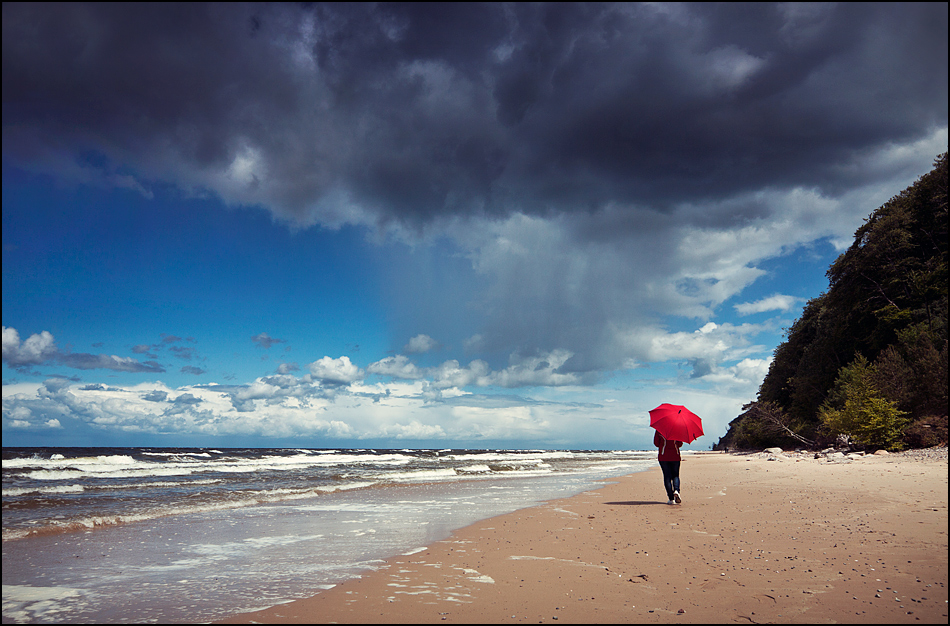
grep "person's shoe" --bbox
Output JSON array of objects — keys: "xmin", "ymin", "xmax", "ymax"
[
  {"xmin": 668, "ymin": 499, "xmax": 676, "ymax": 505},
  {"xmin": 673, "ymin": 491, "xmax": 682, "ymax": 504}
]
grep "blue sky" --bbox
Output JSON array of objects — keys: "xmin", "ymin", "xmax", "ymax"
[{"xmin": 3, "ymin": 3, "xmax": 947, "ymax": 449}]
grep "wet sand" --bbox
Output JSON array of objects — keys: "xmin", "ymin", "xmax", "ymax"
[{"xmin": 219, "ymin": 450, "xmax": 948, "ymax": 624}]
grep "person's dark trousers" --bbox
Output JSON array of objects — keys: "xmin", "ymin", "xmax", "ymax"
[{"xmin": 658, "ymin": 460, "xmax": 681, "ymax": 501}]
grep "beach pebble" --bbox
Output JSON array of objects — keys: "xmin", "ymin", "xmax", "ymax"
[{"xmin": 890, "ymin": 446, "xmax": 948, "ymax": 462}]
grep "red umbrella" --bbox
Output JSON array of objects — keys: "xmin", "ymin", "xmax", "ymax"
[{"xmin": 649, "ymin": 403, "xmax": 703, "ymax": 444}]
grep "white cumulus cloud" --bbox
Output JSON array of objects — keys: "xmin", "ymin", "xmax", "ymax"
[
  {"xmin": 308, "ymin": 356, "xmax": 364, "ymax": 385},
  {"xmin": 734, "ymin": 294, "xmax": 799, "ymax": 316},
  {"xmin": 2, "ymin": 327, "xmax": 57, "ymax": 365},
  {"xmin": 367, "ymin": 355, "xmax": 426, "ymax": 379},
  {"xmin": 404, "ymin": 334, "xmax": 438, "ymax": 353}
]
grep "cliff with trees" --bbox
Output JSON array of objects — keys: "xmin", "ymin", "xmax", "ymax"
[{"xmin": 716, "ymin": 153, "xmax": 948, "ymax": 451}]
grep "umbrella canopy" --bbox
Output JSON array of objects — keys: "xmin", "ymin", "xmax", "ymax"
[{"xmin": 649, "ymin": 403, "xmax": 703, "ymax": 444}]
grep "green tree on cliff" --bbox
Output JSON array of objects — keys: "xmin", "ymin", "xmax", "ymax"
[{"xmin": 818, "ymin": 355, "xmax": 909, "ymax": 451}]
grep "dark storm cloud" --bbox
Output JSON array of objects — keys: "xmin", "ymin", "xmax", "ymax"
[{"xmin": 3, "ymin": 3, "xmax": 945, "ymax": 231}]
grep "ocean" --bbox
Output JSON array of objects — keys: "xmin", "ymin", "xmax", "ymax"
[{"xmin": 1, "ymin": 447, "xmax": 656, "ymax": 623}]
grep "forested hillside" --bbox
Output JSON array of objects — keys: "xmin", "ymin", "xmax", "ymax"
[{"xmin": 717, "ymin": 153, "xmax": 948, "ymax": 451}]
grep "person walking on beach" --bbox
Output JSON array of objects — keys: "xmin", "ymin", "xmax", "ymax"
[{"xmin": 655, "ymin": 431, "xmax": 682, "ymax": 504}]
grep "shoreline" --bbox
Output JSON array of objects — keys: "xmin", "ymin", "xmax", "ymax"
[{"xmin": 219, "ymin": 449, "xmax": 948, "ymax": 624}]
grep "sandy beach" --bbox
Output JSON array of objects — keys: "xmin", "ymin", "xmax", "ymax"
[{"xmin": 219, "ymin": 449, "xmax": 948, "ymax": 624}]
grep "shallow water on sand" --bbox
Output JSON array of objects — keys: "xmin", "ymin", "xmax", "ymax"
[{"xmin": 2, "ymin": 448, "xmax": 654, "ymax": 623}]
